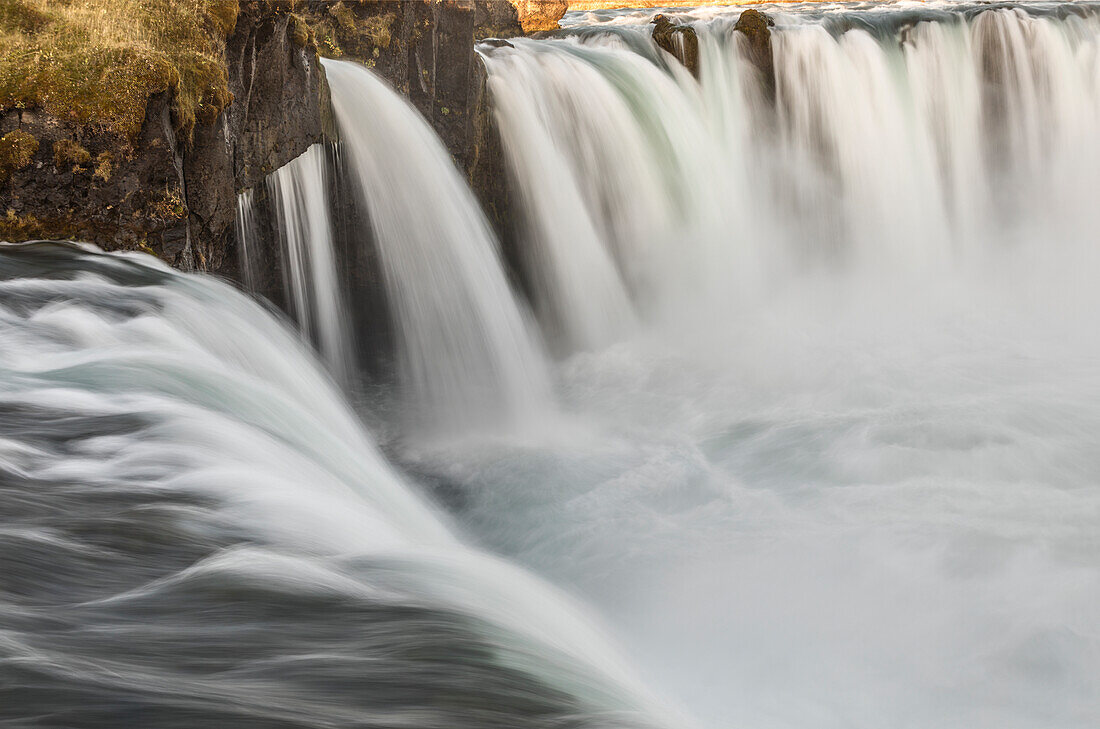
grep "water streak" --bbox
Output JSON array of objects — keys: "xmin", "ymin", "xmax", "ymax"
[{"xmin": 267, "ymin": 145, "xmax": 354, "ymax": 386}]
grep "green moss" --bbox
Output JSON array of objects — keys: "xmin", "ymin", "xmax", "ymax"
[
  {"xmin": 53, "ymin": 137, "xmax": 91, "ymax": 169},
  {"xmin": 0, "ymin": 130, "xmax": 39, "ymax": 182},
  {"xmin": 361, "ymin": 13, "xmax": 394, "ymax": 49},
  {"xmin": 205, "ymin": 0, "xmax": 239, "ymax": 37},
  {"xmin": 0, "ymin": 1, "xmax": 238, "ymax": 141}
]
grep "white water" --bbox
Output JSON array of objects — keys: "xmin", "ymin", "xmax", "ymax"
[
  {"xmin": 268, "ymin": 145, "xmax": 354, "ymax": 386},
  {"xmin": 234, "ymin": 187, "xmax": 260, "ymax": 292},
  {"xmin": 486, "ymin": 30, "xmax": 779, "ymax": 332},
  {"xmin": 323, "ymin": 59, "xmax": 554, "ymax": 434},
  {"xmin": 425, "ymin": 6, "xmax": 1100, "ymax": 729},
  {"xmin": 6, "ymin": 5, "xmax": 1100, "ymax": 729},
  {"xmin": 0, "ymin": 242, "xmax": 673, "ymax": 729},
  {"xmin": 487, "ymin": 48, "xmax": 639, "ymax": 351}
]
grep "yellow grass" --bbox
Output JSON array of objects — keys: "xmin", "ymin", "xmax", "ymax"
[{"xmin": 0, "ymin": 0, "xmax": 241, "ymax": 140}]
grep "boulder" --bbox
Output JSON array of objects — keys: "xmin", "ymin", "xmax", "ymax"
[
  {"xmin": 733, "ymin": 9, "xmax": 775, "ymax": 102},
  {"xmin": 652, "ymin": 14, "xmax": 700, "ymax": 78}
]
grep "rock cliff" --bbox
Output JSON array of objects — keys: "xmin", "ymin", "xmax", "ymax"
[{"xmin": 0, "ymin": 2, "xmax": 333, "ymax": 272}]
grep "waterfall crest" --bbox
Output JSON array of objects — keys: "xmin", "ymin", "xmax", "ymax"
[
  {"xmin": 487, "ymin": 5, "xmax": 1100, "ymax": 328},
  {"xmin": 323, "ymin": 59, "xmax": 554, "ymax": 433}
]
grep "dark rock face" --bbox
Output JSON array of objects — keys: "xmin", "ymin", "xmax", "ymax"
[
  {"xmin": 474, "ymin": 0, "xmax": 524, "ymax": 39},
  {"xmin": 652, "ymin": 14, "xmax": 700, "ymax": 78},
  {"xmin": 734, "ymin": 9, "xmax": 776, "ymax": 102},
  {"xmin": 299, "ymin": 1, "xmax": 487, "ymax": 172},
  {"xmin": 0, "ymin": 96, "xmax": 190, "ymax": 263},
  {"xmin": 194, "ymin": 6, "xmax": 334, "ymax": 275},
  {"xmin": 227, "ymin": 6, "xmax": 335, "ymax": 192},
  {"xmin": 0, "ymin": 3, "xmax": 331, "ymax": 274}
]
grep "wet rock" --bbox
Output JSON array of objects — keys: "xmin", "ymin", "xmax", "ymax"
[
  {"xmin": 652, "ymin": 14, "xmax": 700, "ymax": 78},
  {"xmin": 734, "ymin": 9, "xmax": 775, "ymax": 102}
]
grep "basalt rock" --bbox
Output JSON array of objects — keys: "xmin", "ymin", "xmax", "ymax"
[
  {"xmin": 652, "ymin": 14, "xmax": 700, "ymax": 78},
  {"xmin": 0, "ymin": 97, "xmax": 190, "ymax": 262},
  {"xmin": 0, "ymin": 3, "xmax": 333, "ymax": 274},
  {"xmin": 474, "ymin": 0, "xmax": 524, "ymax": 38},
  {"xmin": 195, "ymin": 6, "xmax": 334, "ymax": 274},
  {"xmin": 734, "ymin": 9, "xmax": 775, "ymax": 102}
]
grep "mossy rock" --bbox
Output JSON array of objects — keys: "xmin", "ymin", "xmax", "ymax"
[
  {"xmin": 0, "ymin": 1, "xmax": 239, "ymax": 141},
  {"xmin": 288, "ymin": 14, "xmax": 316, "ymax": 50},
  {"xmin": 298, "ymin": 3, "xmax": 397, "ymax": 62}
]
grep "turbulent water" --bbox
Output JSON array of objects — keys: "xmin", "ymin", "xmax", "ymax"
[
  {"xmin": 5, "ymin": 3, "xmax": 1100, "ymax": 729},
  {"xmin": 468, "ymin": 4, "xmax": 1100, "ymax": 728},
  {"xmin": 0, "ymin": 242, "xmax": 666, "ymax": 728}
]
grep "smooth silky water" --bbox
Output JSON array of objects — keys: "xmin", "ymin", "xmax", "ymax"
[
  {"xmin": 0, "ymin": 242, "xmax": 673, "ymax": 729},
  {"xmin": 4, "ymin": 3, "xmax": 1100, "ymax": 729},
  {"xmin": 402, "ymin": 3, "xmax": 1100, "ymax": 729}
]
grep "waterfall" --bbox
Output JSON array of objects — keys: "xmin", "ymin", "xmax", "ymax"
[
  {"xmin": 432, "ymin": 7, "xmax": 1100, "ymax": 729},
  {"xmin": 0, "ymin": 241, "xmax": 673, "ymax": 729},
  {"xmin": 234, "ymin": 188, "xmax": 260, "ymax": 292},
  {"xmin": 483, "ymin": 31, "xmax": 781, "ymax": 329},
  {"xmin": 487, "ymin": 6, "xmax": 1100, "ymax": 323},
  {"xmin": 322, "ymin": 59, "xmax": 553, "ymax": 433},
  {"xmin": 6, "ymin": 5, "xmax": 1100, "ymax": 729},
  {"xmin": 484, "ymin": 44, "xmax": 639, "ymax": 351},
  {"xmin": 267, "ymin": 145, "xmax": 354, "ymax": 386}
]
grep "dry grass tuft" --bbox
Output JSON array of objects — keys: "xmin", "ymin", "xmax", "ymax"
[
  {"xmin": 0, "ymin": 0, "xmax": 239, "ymax": 140},
  {"xmin": 0, "ymin": 129, "xmax": 39, "ymax": 182},
  {"xmin": 53, "ymin": 137, "xmax": 91, "ymax": 168}
]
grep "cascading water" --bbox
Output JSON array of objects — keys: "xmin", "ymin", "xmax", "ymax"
[
  {"xmin": 485, "ymin": 27, "xmax": 780, "ymax": 327},
  {"xmin": 266, "ymin": 145, "xmax": 354, "ymax": 386},
  {"xmin": 323, "ymin": 59, "xmax": 553, "ymax": 433},
  {"xmin": 399, "ymin": 5, "xmax": 1100, "ymax": 729},
  {"xmin": 485, "ymin": 47, "xmax": 640, "ymax": 350},
  {"xmin": 7, "ymin": 4, "xmax": 1100, "ymax": 729},
  {"xmin": 0, "ymin": 242, "xmax": 673, "ymax": 729},
  {"xmin": 234, "ymin": 187, "xmax": 260, "ymax": 292}
]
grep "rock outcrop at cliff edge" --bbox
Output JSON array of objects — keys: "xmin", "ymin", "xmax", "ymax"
[
  {"xmin": 652, "ymin": 14, "xmax": 700, "ymax": 78},
  {"xmin": 0, "ymin": 2, "xmax": 330, "ymax": 272},
  {"xmin": 734, "ymin": 9, "xmax": 775, "ymax": 102},
  {"xmin": 510, "ymin": 1, "xmax": 568, "ymax": 33}
]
